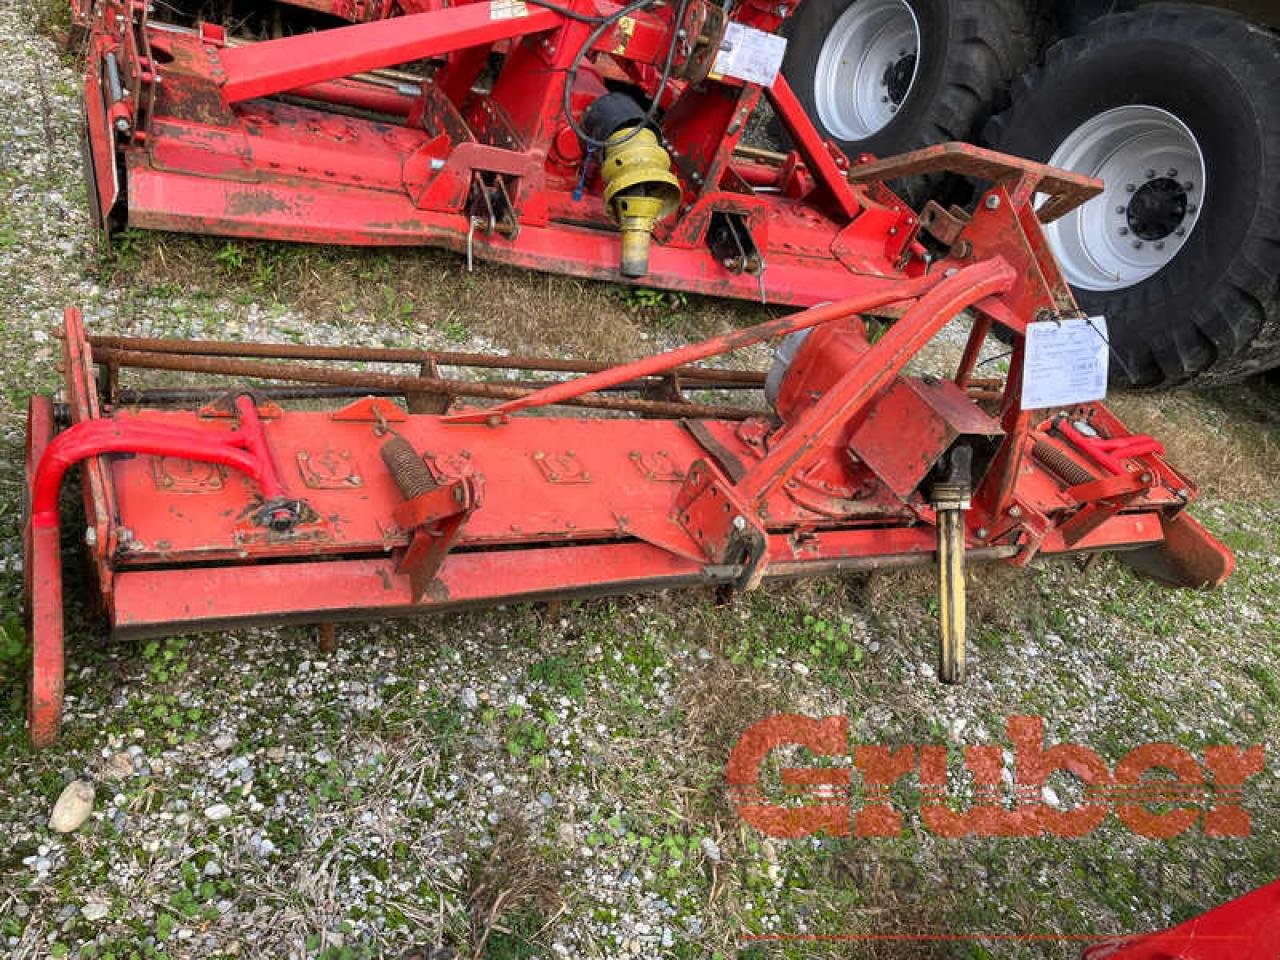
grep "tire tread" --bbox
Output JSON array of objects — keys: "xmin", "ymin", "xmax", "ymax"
[{"xmin": 984, "ymin": 3, "xmax": 1280, "ymax": 387}]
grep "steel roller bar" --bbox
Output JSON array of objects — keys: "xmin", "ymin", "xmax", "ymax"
[
  {"xmin": 86, "ymin": 334, "xmax": 768, "ymax": 387},
  {"xmin": 91, "ymin": 346, "xmax": 763, "ymax": 420}
]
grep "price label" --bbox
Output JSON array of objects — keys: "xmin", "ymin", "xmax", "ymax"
[
  {"xmin": 1020, "ymin": 316, "xmax": 1109, "ymax": 410},
  {"xmin": 490, "ymin": 0, "xmax": 528, "ymax": 19},
  {"xmin": 711, "ymin": 22, "xmax": 788, "ymax": 88}
]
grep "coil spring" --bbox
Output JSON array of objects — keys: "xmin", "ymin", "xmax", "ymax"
[
  {"xmin": 380, "ymin": 435, "xmax": 436, "ymax": 500},
  {"xmin": 1033, "ymin": 440, "xmax": 1096, "ymax": 488}
]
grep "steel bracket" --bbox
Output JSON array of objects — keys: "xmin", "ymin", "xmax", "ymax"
[{"xmin": 673, "ymin": 458, "xmax": 768, "ymax": 588}]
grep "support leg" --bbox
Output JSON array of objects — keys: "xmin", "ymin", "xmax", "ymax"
[
  {"xmin": 936, "ymin": 508, "xmax": 967, "ymax": 684},
  {"xmin": 25, "ymin": 397, "xmax": 64, "ymax": 748},
  {"xmin": 933, "ymin": 445, "xmax": 972, "ymax": 685}
]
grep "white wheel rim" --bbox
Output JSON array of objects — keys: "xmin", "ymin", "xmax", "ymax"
[
  {"xmin": 813, "ymin": 0, "xmax": 921, "ymax": 141},
  {"xmin": 1044, "ymin": 105, "xmax": 1206, "ymax": 293}
]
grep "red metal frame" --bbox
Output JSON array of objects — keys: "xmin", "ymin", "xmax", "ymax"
[
  {"xmin": 1083, "ymin": 880, "xmax": 1280, "ymax": 959},
  {"xmin": 26, "ymin": 182, "xmax": 1232, "ymax": 746},
  {"xmin": 76, "ymin": 0, "xmax": 1100, "ymax": 305}
]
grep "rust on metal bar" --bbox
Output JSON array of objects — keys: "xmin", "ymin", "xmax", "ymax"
[
  {"xmin": 86, "ymin": 335, "xmax": 767, "ymax": 387},
  {"xmin": 846, "ymin": 142, "xmax": 1104, "ymax": 221},
  {"xmin": 92, "ymin": 347, "xmax": 762, "ymax": 420}
]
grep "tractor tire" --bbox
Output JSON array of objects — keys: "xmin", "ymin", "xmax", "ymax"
[
  {"xmin": 779, "ymin": 0, "xmax": 1036, "ymax": 203},
  {"xmin": 984, "ymin": 4, "xmax": 1280, "ymax": 387}
]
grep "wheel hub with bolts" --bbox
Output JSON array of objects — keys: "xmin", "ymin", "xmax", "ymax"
[
  {"xmin": 814, "ymin": 0, "xmax": 921, "ymax": 140},
  {"xmin": 882, "ymin": 50, "xmax": 916, "ymax": 109},
  {"xmin": 1043, "ymin": 105, "xmax": 1206, "ymax": 293},
  {"xmin": 1126, "ymin": 176, "xmax": 1189, "ymax": 243}
]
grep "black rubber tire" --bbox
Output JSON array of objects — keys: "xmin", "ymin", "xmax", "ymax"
[
  {"xmin": 984, "ymin": 4, "xmax": 1280, "ymax": 387},
  {"xmin": 779, "ymin": 0, "xmax": 1036, "ymax": 203}
]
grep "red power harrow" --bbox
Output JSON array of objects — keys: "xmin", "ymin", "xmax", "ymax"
[
  {"xmin": 26, "ymin": 169, "xmax": 1233, "ymax": 746},
  {"xmin": 74, "ymin": 0, "xmax": 1100, "ymax": 301}
]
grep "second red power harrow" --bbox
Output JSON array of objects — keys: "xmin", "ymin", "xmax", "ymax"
[
  {"xmin": 25, "ymin": 177, "xmax": 1232, "ymax": 746},
  {"xmin": 76, "ymin": 0, "xmax": 1099, "ymax": 303}
]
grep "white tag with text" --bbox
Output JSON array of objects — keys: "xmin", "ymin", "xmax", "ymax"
[
  {"xmin": 1021, "ymin": 316, "xmax": 1109, "ymax": 410},
  {"xmin": 712, "ymin": 22, "xmax": 787, "ymax": 87},
  {"xmin": 490, "ymin": 0, "xmax": 528, "ymax": 20}
]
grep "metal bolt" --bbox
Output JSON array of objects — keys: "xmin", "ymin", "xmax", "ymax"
[
  {"xmin": 732, "ymin": 515, "xmax": 747, "ymax": 531},
  {"xmin": 881, "ymin": 95, "xmax": 889, "ymax": 102},
  {"xmin": 1183, "ymin": 181, "xmax": 1193, "ymax": 191},
  {"xmin": 1008, "ymin": 506, "xmax": 1022, "ymax": 519},
  {"xmin": 1132, "ymin": 241, "xmax": 1143, "ymax": 250},
  {"xmin": 1167, "ymin": 168, "xmax": 1178, "ymax": 178},
  {"xmin": 984, "ymin": 195, "xmax": 1000, "ymax": 210},
  {"xmin": 1118, "ymin": 226, "xmax": 1129, "ymax": 236},
  {"xmin": 1125, "ymin": 183, "xmax": 1136, "ymax": 193},
  {"xmin": 84, "ymin": 527, "xmax": 97, "ymax": 547},
  {"xmin": 1186, "ymin": 203, "xmax": 1197, "ymax": 213},
  {"xmin": 1115, "ymin": 206, "xmax": 1126, "ymax": 214},
  {"xmin": 975, "ymin": 528, "xmax": 989, "ymax": 539},
  {"xmin": 1155, "ymin": 241, "xmax": 1165, "ymax": 251},
  {"xmin": 1175, "ymin": 227, "xmax": 1186, "ymax": 237},
  {"xmin": 1145, "ymin": 169, "xmax": 1156, "ymax": 179},
  {"xmin": 114, "ymin": 118, "xmax": 130, "ymax": 133}
]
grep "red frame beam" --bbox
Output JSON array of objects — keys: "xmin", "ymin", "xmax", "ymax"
[{"xmin": 216, "ymin": 4, "xmax": 561, "ymax": 105}]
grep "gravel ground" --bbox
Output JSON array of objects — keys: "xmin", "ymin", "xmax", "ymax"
[{"xmin": 1, "ymin": 4, "xmax": 1280, "ymax": 959}]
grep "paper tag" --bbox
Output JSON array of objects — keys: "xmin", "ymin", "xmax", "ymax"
[
  {"xmin": 490, "ymin": 0, "xmax": 528, "ymax": 19},
  {"xmin": 1020, "ymin": 316, "xmax": 1109, "ymax": 410},
  {"xmin": 711, "ymin": 22, "xmax": 787, "ymax": 87}
]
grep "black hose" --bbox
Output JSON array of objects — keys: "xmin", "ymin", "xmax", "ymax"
[{"xmin": 561, "ymin": 0, "xmax": 694, "ymax": 150}]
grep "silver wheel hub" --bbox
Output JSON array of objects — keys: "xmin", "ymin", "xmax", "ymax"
[
  {"xmin": 1044, "ymin": 105, "xmax": 1206, "ymax": 293},
  {"xmin": 814, "ymin": 0, "xmax": 921, "ymax": 141}
]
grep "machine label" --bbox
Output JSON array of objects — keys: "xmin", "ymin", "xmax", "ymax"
[
  {"xmin": 490, "ymin": 0, "xmax": 528, "ymax": 19},
  {"xmin": 1021, "ymin": 315, "xmax": 1109, "ymax": 410},
  {"xmin": 711, "ymin": 22, "xmax": 787, "ymax": 88}
]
